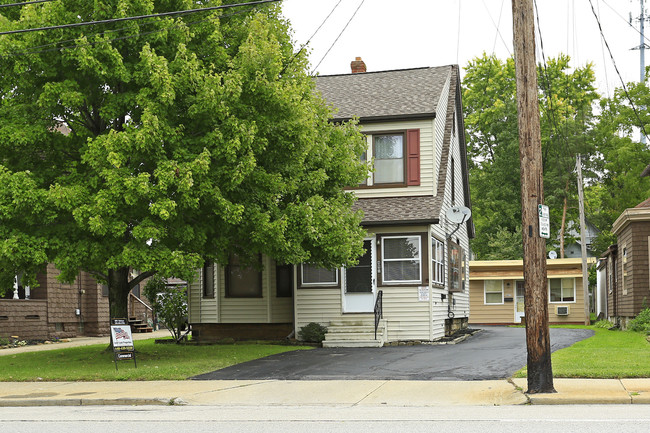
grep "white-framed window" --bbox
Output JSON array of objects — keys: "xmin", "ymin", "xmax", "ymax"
[
  {"xmin": 484, "ymin": 280, "xmax": 504, "ymax": 304},
  {"xmin": 373, "ymin": 133, "xmax": 405, "ymax": 184},
  {"xmin": 549, "ymin": 278, "xmax": 575, "ymax": 303},
  {"xmin": 300, "ymin": 264, "xmax": 338, "ymax": 287},
  {"xmin": 622, "ymin": 246, "xmax": 629, "ymax": 296},
  {"xmin": 432, "ymin": 237, "xmax": 445, "ymax": 286},
  {"xmin": 381, "ymin": 235, "xmax": 421, "ymax": 283}
]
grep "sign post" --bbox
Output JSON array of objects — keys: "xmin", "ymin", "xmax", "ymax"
[{"xmin": 110, "ymin": 318, "xmax": 137, "ymax": 371}]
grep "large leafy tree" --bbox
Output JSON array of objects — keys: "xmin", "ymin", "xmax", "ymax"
[
  {"xmin": 586, "ymin": 80, "xmax": 650, "ymax": 253},
  {"xmin": 462, "ymin": 53, "xmax": 598, "ymax": 259},
  {"xmin": 0, "ymin": 1, "xmax": 368, "ymax": 313}
]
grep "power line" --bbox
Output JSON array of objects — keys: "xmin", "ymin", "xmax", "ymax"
[
  {"xmin": 280, "ymin": 0, "xmax": 343, "ymax": 76},
  {"xmin": 0, "ymin": 0, "xmax": 280, "ymax": 36},
  {"xmin": 3, "ymin": 8, "xmax": 253, "ymax": 58},
  {"xmin": 311, "ymin": 0, "xmax": 365, "ymax": 74},
  {"xmin": 588, "ymin": 0, "xmax": 650, "ymax": 141},
  {"xmin": 0, "ymin": 0, "xmax": 54, "ymax": 8}
]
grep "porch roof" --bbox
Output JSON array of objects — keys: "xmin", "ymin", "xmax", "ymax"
[{"xmin": 353, "ymin": 195, "xmax": 442, "ymax": 226}]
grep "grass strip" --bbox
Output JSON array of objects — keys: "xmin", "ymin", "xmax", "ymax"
[
  {"xmin": 514, "ymin": 326, "xmax": 650, "ymax": 378},
  {"xmin": 0, "ymin": 339, "xmax": 312, "ymax": 381}
]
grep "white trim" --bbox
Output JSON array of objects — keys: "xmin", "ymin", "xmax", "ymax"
[
  {"xmin": 431, "ymin": 236, "xmax": 445, "ymax": 286},
  {"xmin": 381, "ymin": 235, "xmax": 422, "ymax": 284}
]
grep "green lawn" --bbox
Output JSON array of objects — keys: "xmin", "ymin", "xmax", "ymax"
[
  {"xmin": 0, "ymin": 339, "xmax": 312, "ymax": 381},
  {"xmin": 514, "ymin": 326, "xmax": 650, "ymax": 378}
]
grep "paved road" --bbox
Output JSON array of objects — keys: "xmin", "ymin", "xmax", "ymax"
[
  {"xmin": 193, "ymin": 326, "xmax": 593, "ymax": 381},
  {"xmin": 3, "ymin": 405, "xmax": 650, "ymax": 433}
]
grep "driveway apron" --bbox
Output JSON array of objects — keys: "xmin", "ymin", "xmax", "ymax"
[{"xmin": 192, "ymin": 326, "xmax": 593, "ymax": 381}]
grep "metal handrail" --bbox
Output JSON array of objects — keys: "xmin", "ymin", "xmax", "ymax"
[
  {"xmin": 374, "ymin": 290, "xmax": 383, "ymax": 340},
  {"xmin": 129, "ymin": 292, "xmax": 153, "ymax": 311}
]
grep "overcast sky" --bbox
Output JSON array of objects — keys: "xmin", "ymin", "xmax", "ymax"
[{"xmin": 281, "ymin": 0, "xmax": 649, "ymax": 97}]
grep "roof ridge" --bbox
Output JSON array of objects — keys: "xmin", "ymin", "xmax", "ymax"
[{"xmin": 317, "ymin": 64, "xmax": 454, "ymax": 78}]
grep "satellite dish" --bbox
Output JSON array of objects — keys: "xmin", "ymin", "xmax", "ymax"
[
  {"xmin": 445, "ymin": 206, "xmax": 472, "ymax": 225},
  {"xmin": 548, "ymin": 250, "xmax": 558, "ymax": 259}
]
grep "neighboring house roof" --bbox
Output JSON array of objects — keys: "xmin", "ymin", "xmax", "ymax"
[
  {"xmin": 353, "ymin": 196, "xmax": 442, "ymax": 226},
  {"xmin": 316, "ymin": 66, "xmax": 452, "ymax": 122},
  {"xmin": 635, "ymin": 197, "xmax": 650, "ymax": 208}
]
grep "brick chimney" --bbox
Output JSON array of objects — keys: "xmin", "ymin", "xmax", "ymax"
[{"xmin": 351, "ymin": 57, "xmax": 367, "ymax": 73}]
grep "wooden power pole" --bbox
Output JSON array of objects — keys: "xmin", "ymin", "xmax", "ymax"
[{"xmin": 512, "ymin": 0, "xmax": 555, "ymax": 394}]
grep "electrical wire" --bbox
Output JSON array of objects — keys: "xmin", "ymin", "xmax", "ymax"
[
  {"xmin": 481, "ymin": 0, "xmax": 511, "ymax": 56},
  {"xmin": 280, "ymin": 0, "xmax": 343, "ymax": 76},
  {"xmin": 596, "ymin": 0, "xmax": 611, "ymax": 98},
  {"xmin": 0, "ymin": 0, "xmax": 54, "ymax": 8},
  {"xmin": 2, "ymin": 8, "xmax": 255, "ymax": 57},
  {"xmin": 311, "ymin": 0, "xmax": 365, "ymax": 74},
  {"xmin": 0, "ymin": 0, "xmax": 280, "ymax": 36},
  {"xmin": 588, "ymin": 0, "xmax": 650, "ymax": 141}
]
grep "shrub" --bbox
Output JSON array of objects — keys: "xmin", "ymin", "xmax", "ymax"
[
  {"xmin": 628, "ymin": 308, "xmax": 650, "ymax": 333},
  {"xmin": 299, "ymin": 322, "xmax": 328, "ymax": 343},
  {"xmin": 143, "ymin": 276, "xmax": 188, "ymax": 342},
  {"xmin": 593, "ymin": 320, "xmax": 614, "ymax": 329}
]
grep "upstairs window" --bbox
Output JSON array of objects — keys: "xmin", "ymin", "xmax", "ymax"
[{"xmin": 374, "ymin": 133, "xmax": 404, "ymax": 184}]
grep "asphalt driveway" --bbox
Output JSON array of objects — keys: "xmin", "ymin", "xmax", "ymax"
[{"xmin": 193, "ymin": 326, "xmax": 594, "ymax": 381}]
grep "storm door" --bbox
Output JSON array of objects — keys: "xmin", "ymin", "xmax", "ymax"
[{"xmin": 343, "ymin": 239, "xmax": 376, "ymax": 313}]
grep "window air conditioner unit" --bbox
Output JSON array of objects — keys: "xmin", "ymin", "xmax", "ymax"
[{"xmin": 556, "ymin": 306, "xmax": 570, "ymax": 316}]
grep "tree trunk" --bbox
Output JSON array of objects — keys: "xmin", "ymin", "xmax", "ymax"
[
  {"xmin": 512, "ymin": 0, "xmax": 555, "ymax": 394},
  {"xmin": 108, "ymin": 267, "xmax": 131, "ymax": 320}
]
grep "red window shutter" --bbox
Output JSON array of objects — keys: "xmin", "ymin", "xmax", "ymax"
[{"xmin": 406, "ymin": 129, "xmax": 420, "ymax": 186}]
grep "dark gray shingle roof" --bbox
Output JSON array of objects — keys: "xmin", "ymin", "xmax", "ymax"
[
  {"xmin": 316, "ymin": 66, "xmax": 452, "ymax": 121},
  {"xmin": 353, "ymin": 196, "xmax": 443, "ymax": 226}
]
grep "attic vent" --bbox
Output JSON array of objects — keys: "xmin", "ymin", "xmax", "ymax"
[{"xmin": 556, "ymin": 306, "xmax": 569, "ymax": 316}]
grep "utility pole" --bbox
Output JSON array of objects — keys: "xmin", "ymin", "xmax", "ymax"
[
  {"xmin": 576, "ymin": 155, "xmax": 590, "ymax": 326},
  {"xmin": 632, "ymin": 0, "xmax": 649, "ymax": 143},
  {"xmin": 512, "ymin": 0, "xmax": 555, "ymax": 394}
]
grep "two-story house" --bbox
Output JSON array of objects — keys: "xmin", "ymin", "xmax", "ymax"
[{"xmin": 187, "ymin": 59, "xmax": 474, "ymax": 346}]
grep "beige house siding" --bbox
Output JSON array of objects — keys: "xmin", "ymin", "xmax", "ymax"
[
  {"xmin": 469, "ymin": 259, "xmax": 590, "ymax": 324},
  {"xmin": 188, "ymin": 258, "xmax": 292, "ymax": 326},
  {"xmin": 294, "ymin": 288, "xmax": 342, "ymax": 333},
  {"xmin": 468, "ymin": 280, "xmax": 513, "ymax": 324}
]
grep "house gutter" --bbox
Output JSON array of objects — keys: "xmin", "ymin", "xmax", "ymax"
[{"xmin": 331, "ymin": 112, "xmax": 436, "ymax": 124}]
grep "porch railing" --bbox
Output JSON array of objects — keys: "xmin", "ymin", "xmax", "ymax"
[
  {"xmin": 374, "ymin": 290, "xmax": 383, "ymax": 340},
  {"xmin": 129, "ymin": 292, "xmax": 153, "ymax": 324}
]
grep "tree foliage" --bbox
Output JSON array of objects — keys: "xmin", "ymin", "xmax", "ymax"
[
  {"xmin": 0, "ymin": 1, "xmax": 368, "ymax": 315},
  {"xmin": 462, "ymin": 53, "xmax": 598, "ymax": 259}
]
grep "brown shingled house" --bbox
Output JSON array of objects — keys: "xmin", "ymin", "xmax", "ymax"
[
  {"xmin": 188, "ymin": 59, "xmax": 474, "ymax": 346},
  {"xmin": 599, "ymin": 197, "xmax": 650, "ymax": 328}
]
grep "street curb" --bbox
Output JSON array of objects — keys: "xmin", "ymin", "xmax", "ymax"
[{"xmin": 0, "ymin": 398, "xmax": 173, "ymax": 407}]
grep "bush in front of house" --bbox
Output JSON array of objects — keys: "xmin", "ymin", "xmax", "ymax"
[
  {"xmin": 299, "ymin": 322, "xmax": 328, "ymax": 343},
  {"xmin": 628, "ymin": 308, "xmax": 650, "ymax": 333}
]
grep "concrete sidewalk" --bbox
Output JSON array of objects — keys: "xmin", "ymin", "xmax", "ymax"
[{"xmin": 1, "ymin": 378, "xmax": 650, "ymax": 407}]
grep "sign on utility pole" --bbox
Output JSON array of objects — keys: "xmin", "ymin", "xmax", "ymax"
[
  {"xmin": 538, "ymin": 204, "xmax": 550, "ymax": 239},
  {"xmin": 512, "ymin": 0, "xmax": 555, "ymax": 394}
]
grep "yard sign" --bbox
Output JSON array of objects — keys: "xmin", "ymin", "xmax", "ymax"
[{"xmin": 110, "ymin": 318, "xmax": 137, "ymax": 370}]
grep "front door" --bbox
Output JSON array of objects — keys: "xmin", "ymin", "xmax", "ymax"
[
  {"xmin": 343, "ymin": 238, "xmax": 376, "ymax": 313},
  {"xmin": 515, "ymin": 281, "xmax": 525, "ymax": 323}
]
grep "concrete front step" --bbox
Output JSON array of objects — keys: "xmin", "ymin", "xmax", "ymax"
[
  {"xmin": 322, "ymin": 339, "xmax": 384, "ymax": 348},
  {"xmin": 323, "ymin": 319, "xmax": 386, "ymax": 348}
]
